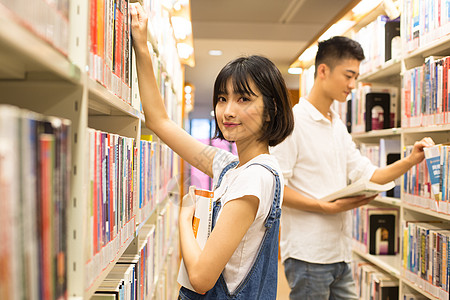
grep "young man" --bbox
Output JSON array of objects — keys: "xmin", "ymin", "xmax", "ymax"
[{"xmin": 270, "ymin": 36, "xmax": 434, "ymax": 299}]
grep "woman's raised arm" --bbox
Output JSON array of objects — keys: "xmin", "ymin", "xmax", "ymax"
[{"xmin": 130, "ymin": 3, "xmax": 216, "ymax": 177}]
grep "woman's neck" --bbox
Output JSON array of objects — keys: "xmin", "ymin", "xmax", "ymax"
[{"xmin": 235, "ymin": 140, "xmax": 269, "ymax": 167}]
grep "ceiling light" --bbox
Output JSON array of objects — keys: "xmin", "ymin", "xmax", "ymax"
[
  {"xmin": 298, "ymin": 45, "xmax": 318, "ymax": 63},
  {"xmin": 184, "ymin": 85, "xmax": 192, "ymax": 93},
  {"xmin": 177, "ymin": 43, "xmax": 194, "ymax": 59},
  {"xmin": 288, "ymin": 67, "xmax": 303, "ymax": 75},
  {"xmin": 171, "ymin": 16, "xmax": 192, "ymax": 40},
  {"xmin": 352, "ymin": 0, "xmax": 382, "ymax": 16},
  {"xmin": 319, "ymin": 20, "xmax": 355, "ymax": 41},
  {"xmin": 208, "ymin": 50, "xmax": 223, "ymax": 56}
]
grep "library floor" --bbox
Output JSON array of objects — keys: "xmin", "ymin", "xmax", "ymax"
[{"xmin": 277, "ymin": 260, "xmax": 290, "ymax": 299}]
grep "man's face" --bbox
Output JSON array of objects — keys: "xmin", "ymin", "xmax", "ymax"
[{"xmin": 323, "ymin": 58, "xmax": 360, "ymax": 102}]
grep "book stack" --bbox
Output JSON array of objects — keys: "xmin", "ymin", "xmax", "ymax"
[
  {"xmin": 0, "ymin": 105, "xmax": 71, "ymax": 300},
  {"xmin": 140, "ymin": 135, "xmax": 157, "ymax": 223},
  {"xmin": 93, "ymin": 263, "xmax": 137, "ymax": 299},
  {"xmin": 402, "ymin": 55, "xmax": 450, "ymax": 128},
  {"xmin": 401, "ymin": 220, "xmax": 450, "ymax": 299},
  {"xmin": 403, "ymin": 144, "xmax": 450, "ymax": 213},
  {"xmin": 88, "ymin": 0, "xmax": 132, "ymax": 103},
  {"xmin": 352, "ymin": 260, "xmax": 399, "ymax": 300},
  {"xmin": 85, "ymin": 128, "xmax": 137, "ymax": 290},
  {"xmin": 156, "ymin": 144, "xmax": 175, "ymax": 204},
  {"xmin": 403, "ymin": 0, "xmax": 450, "ymax": 53},
  {"xmin": 353, "ymin": 15, "xmax": 392, "ymax": 74},
  {"xmin": 0, "ymin": 0, "xmax": 70, "ymax": 55}
]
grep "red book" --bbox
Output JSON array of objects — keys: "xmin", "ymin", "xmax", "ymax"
[
  {"xmin": 97, "ymin": 0, "xmax": 105, "ymax": 84},
  {"xmin": 108, "ymin": 135, "xmax": 114, "ymax": 240},
  {"xmin": 93, "ymin": 130, "xmax": 98, "ymax": 254},
  {"xmin": 444, "ymin": 57, "xmax": 449, "ymax": 123},
  {"xmin": 114, "ymin": 0, "xmax": 123, "ymax": 78},
  {"xmin": 39, "ymin": 134, "xmax": 55, "ymax": 300},
  {"xmin": 89, "ymin": 0, "xmax": 97, "ymax": 80}
]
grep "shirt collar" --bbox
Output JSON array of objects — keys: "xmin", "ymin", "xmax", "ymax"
[{"xmin": 300, "ymin": 97, "xmax": 338, "ymax": 123}]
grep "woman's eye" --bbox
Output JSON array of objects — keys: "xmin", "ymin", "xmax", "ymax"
[
  {"xmin": 239, "ymin": 97, "xmax": 251, "ymax": 102},
  {"xmin": 218, "ymin": 97, "xmax": 226, "ymax": 102}
]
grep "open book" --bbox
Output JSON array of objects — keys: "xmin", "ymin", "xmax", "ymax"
[
  {"xmin": 320, "ymin": 179, "xmax": 395, "ymax": 202},
  {"xmin": 177, "ymin": 188, "xmax": 214, "ymax": 292}
]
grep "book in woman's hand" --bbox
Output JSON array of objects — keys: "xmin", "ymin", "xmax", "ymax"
[
  {"xmin": 320, "ymin": 179, "xmax": 395, "ymax": 202},
  {"xmin": 177, "ymin": 187, "xmax": 214, "ymax": 292}
]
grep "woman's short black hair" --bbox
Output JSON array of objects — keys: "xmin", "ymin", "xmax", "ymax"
[
  {"xmin": 314, "ymin": 36, "xmax": 365, "ymax": 77},
  {"xmin": 212, "ymin": 55, "xmax": 294, "ymax": 147}
]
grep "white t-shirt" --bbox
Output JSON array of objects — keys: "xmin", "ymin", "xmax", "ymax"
[
  {"xmin": 211, "ymin": 149, "xmax": 283, "ymax": 293},
  {"xmin": 270, "ymin": 98, "xmax": 377, "ymax": 264}
]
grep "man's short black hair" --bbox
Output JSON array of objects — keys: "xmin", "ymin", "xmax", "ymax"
[{"xmin": 314, "ymin": 36, "xmax": 365, "ymax": 77}]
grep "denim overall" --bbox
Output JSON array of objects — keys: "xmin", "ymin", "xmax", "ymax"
[{"xmin": 179, "ymin": 161, "xmax": 282, "ymax": 300}]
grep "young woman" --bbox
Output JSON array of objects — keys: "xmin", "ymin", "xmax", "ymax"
[{"xmin": 130, "ymin": 3, "xmax": 294, "ymax": 299}]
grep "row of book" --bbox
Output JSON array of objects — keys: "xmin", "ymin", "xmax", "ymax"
[
  {"xmin": 352, "ymin": 260, "xmax": 399, "ymax": 300},
  {"xmin": 0, "ymin": 105, "xmax": 71, "ymax": 300},
  {"xmin": 91, "ymin": 197, "xmax": 179, "ymax": 300},
  {"xmin": 85, "ymin": 128, "xmax": 138, "ymax": 289},
  {"xmin": 0, "ymin": 0, "xmax": 70, "ymax": 55},
  {"xmin": 403, "ymin": 144, "xmax": 450, "ymax": 214},
  {"xmin": 403, "ymin": 0, "xmax": 450, "ymax": 53},
  {"xmin": 350, "ymin": 82, "xmax": 399, "ymax": 133},
  {"xmin": 156, "ymin": 200, "xmax": 179, "ymax": 277},
  {"xmin": 353, "ymin": 15, "xmax": 401, "ymax": 75},
  {"xmin": 89, "ymin": 0, "xmax": 132, "ymax": 103},
  {"xmin": 401, "ymin": 220, "xmax": 450, "ymax": 299},
  {"xmin": 139, "ymin": 137, "xmax": 157, "ymax": 222},
  {"xmin": 142, "ymin": 0, "xmax": 183, "ymax": 96},
  {"xmin": 358, "ymin": 139, "xmax": 402, "ymax": 198},
  {"xmin": 352, "ymin": 205, "xmax": 400, "ymax": 256},
  {"xmin": 92, "ymin": 223, "xmax": 156, "ymax": 300},
  {"xmin": 402, "ymin": 55, "xmax": 450, "ymax": 128}
]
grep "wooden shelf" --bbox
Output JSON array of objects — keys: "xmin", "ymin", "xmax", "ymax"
[
  {"xmin": 0, "ymin": 7, "xmax": 80, "ymax": 83},
  {"xmin": 88, "ymin": 78, "xmax": 141, "ymax": 118},
  {"xmin": 353, "ymin": 248, "xmax": 401, "ymax": 278},
  {"xmin": 358, "ymin": 59, "xmax": 401, "ymax": 82}
]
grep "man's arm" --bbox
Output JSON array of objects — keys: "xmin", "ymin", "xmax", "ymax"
[
  {"xmin": 283, "ymin": 185, "xmax": 376, "ymax": 214},
  {"xmin": 370, "ymin": 137, "xmax": 434, "ymax": 184}
]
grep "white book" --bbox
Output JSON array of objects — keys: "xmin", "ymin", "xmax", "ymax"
[
  {"xmin": 177, "ymin": 188, "xmax": 214, "ymax": 292},
  {"xmin": 321, "ymin": 179, "xmax": 395, "ymax": 202}
]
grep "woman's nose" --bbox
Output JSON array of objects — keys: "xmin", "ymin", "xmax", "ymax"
[{"xmin": 224, "ymin": 101, "xmax": 236, "ymax": 118}]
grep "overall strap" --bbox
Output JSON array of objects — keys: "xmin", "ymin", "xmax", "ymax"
[
  {"xmin": 212, "ymin": 160, "xmax": 239, "ymax": 229},
  {"xmin": 246, "ymin": 163, "xmax": 282, "ymax": 229},
  {"xmin": 214, "ymin": 160, "xmax": 239, "ymax": 190}
]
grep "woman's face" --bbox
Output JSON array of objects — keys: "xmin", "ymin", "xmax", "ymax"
[{"xmin": 215, "ymin": 78, "xmax": 267, "ymax": 145}]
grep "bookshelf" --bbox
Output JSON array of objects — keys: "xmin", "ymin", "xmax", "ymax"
[
  {"xmin": 0, "ymin": 0, "xmax": 186, "ymax": 299},
  {"xmin": 293, "ymin": 0, "xmax": 450, "ymax": 299}
]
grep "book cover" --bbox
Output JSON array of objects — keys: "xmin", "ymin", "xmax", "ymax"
[
  {"xmin": 178, "ymin": 188, "xmax": 214, "ymax": 292},
  {"xmin": 424, "ymin": 144, "xmax": 447, "ymax": 203},
  {"xmin": 321, "ymin": 179, "xmax": 395, "ymax": 202}
]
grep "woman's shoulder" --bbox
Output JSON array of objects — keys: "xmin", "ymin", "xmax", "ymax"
[
  {"xmin": 212, "ymin": 149, "xmax": 238, "ymax": 177},
  {"xmin": 244, "ymin": 154, "xmax": 282, "ymax": 180}
]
